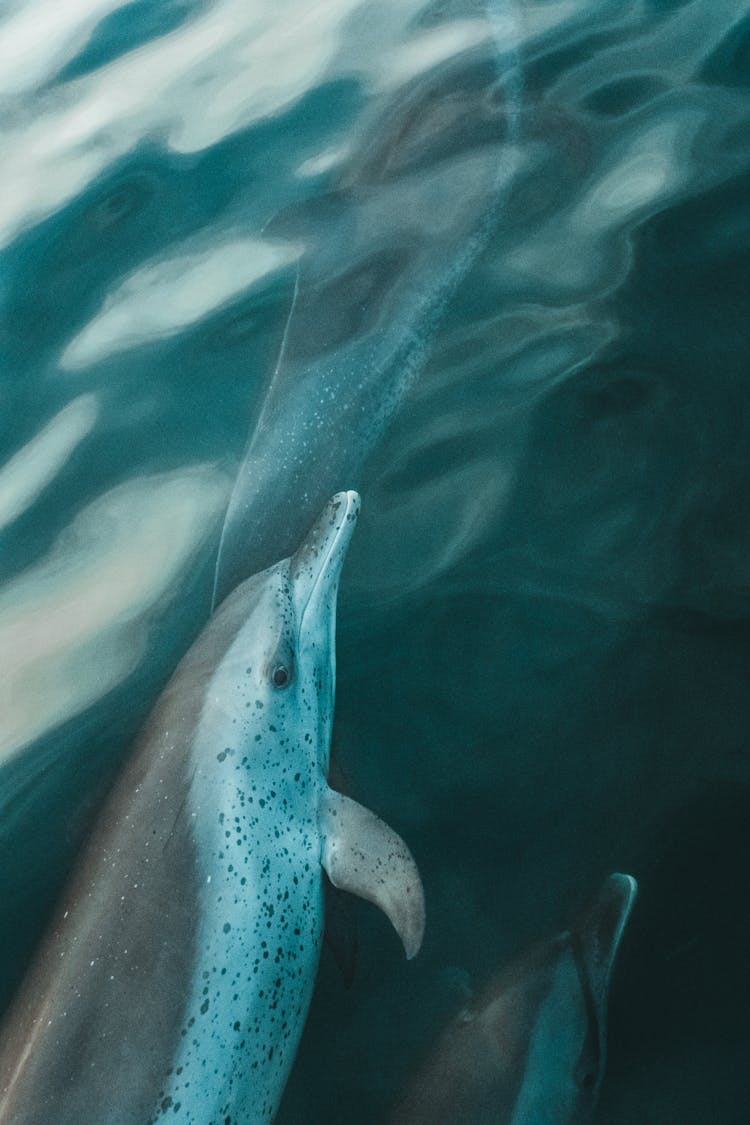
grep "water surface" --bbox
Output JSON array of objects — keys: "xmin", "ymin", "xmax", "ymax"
[{"xmin": 1, "ymin": 1, "xmax": 749, "ymax": 1121}]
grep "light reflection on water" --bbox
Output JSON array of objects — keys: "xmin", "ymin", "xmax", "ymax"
[
  {"xmin": 0, "ymin": 466, "xmax": 229, "ymax": 763},
  {"xmin": 1, "ymin": 0, "xmax": 749, "ymax": 1121}
]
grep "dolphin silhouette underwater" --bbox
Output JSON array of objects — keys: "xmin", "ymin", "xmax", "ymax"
[
  {"xmin": 212, "ymin": 2, "xmax": 522, "ymax": 607},
  {"xmin": 0, "ymin": 491, "xmax": 425, "ymax": 1124},
  {"xmin": 390, "ymin": 872, "xmax": 637, "ymax": 1125}
]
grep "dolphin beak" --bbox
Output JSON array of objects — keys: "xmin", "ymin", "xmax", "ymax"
[
  {"xmin": 575, "ymin": 872, "xmax": 638, "ymax": 1013},
  {"xmin": 291, "ymin": 490, "xmax": 360, "ymax": 630}
]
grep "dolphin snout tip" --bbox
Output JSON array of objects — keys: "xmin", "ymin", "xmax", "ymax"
[
  {"xmin": 611, "ymin": 871, "xmax": 638, "ymax": 897},
  {"xmin": 604, "ymin": 872, "xmax": 639, "ymax": 924},
  {"xmin": 330, "ymin": 489, "xmax": 361, "ymax": 522}
]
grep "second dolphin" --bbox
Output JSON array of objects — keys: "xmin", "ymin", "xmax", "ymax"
[{"xmin": 390, "ymin": 872, "xmax": 637, "ymax": 1125}]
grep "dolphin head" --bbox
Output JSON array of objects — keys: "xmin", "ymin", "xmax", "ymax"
[
  {"xmin": 506, "ymin": 873, "xmax": 638, "ymax": 1124},
  {"xmin": 208, "ymin": 490, "xmax": 359, "ymax": 780},
  {"xmin": 567, "ymin": 871, "xmax": 639, "ymax": 1106}
]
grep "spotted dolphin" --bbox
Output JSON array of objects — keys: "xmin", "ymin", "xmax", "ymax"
[
  {"xmin": 390, "ymin": 872, "xmax": 637, "ymax": 1125},
  {"xmin": 0, "ymin": 490, "xmax": 425, "ymax": 1125},
  {"xmin": 212, "ymin": 1, "xmax": 522, "ymax": 607}
]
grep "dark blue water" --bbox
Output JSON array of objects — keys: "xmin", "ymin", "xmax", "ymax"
[{"xmin": 1, "ymin": 1, "xmax": 749, "ymax": 1121}]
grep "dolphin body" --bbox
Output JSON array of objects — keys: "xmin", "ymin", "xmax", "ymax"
[
  {"xmin": 390, "ymin": 873, "xmax": 637, "ymax": 1125},
  {"xmin": 212, "ymin": 2, "xmax": 522, "ymax": 607},
  {"xmin": 0, "ymin": 491, "xmax": 425, "ymax": 1124}
]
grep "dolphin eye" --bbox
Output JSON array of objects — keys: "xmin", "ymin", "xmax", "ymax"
[{"xmin": 272, "ymin": 665, "xmax": 290, "ymax": 688}]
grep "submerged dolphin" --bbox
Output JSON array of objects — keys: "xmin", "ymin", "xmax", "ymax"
[
  {"xmin": 390, "ymin": 872, "xmax": 637, "ymax": 1125},
  {"xmin": 0, "ymin": 491, "xmax": 425, "ymax": 1124},
  {"xmin": 212, "ymin": 4, "xmax": 522, "ymax": 606}
]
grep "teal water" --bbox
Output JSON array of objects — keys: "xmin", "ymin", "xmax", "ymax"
[{"xmin": 1, "ymin": 1, "xmax": 749, "ymax": 1121}]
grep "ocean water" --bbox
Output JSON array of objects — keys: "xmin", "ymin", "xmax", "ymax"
[{"xmin": 1, "ymin": 0, "xmax": 749, "ymax": 1122}]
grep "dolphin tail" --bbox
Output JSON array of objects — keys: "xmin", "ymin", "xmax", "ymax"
[{"xmin": 320, "ymin": 789, "xmax": 425, "ymax": 960}]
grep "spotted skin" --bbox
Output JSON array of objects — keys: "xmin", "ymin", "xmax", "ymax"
[
  {"xmin": 155, "ymin": 566, "xmax": 334, "ymax": 1123},
  {"xmin": 0, "ymin": 491, "xmax": 422, "ymax": 1125}
]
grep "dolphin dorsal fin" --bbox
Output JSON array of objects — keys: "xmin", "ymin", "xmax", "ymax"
[{"xmin": 320, "ymin": 789, "xmax": 425, "ymax": 960}]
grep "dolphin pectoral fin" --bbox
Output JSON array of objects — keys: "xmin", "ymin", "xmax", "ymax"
[{"xmin": 320, "ymin": 789, "xmax": 425, "ymax": 960}]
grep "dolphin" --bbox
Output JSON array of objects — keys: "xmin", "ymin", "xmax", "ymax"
[
  {"xmin": 212, "ymin": 3, "xmax": 522, "ymax": 607},
  {"xmin": 0, "ymin": 490, "xmax": 425, "ymax": 1125},
  {"xmin": 389, "ymin": 872, "xmax": 637, "ymax": 1125}
]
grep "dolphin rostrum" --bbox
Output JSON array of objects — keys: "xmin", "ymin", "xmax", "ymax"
[
  {"xmin": 390, "ymin": 872, "xmax": 637, "ymax": 1125},
  {"xmin": 0, "ymin": 491, "xmax": 425, "ymax": 1124}
]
